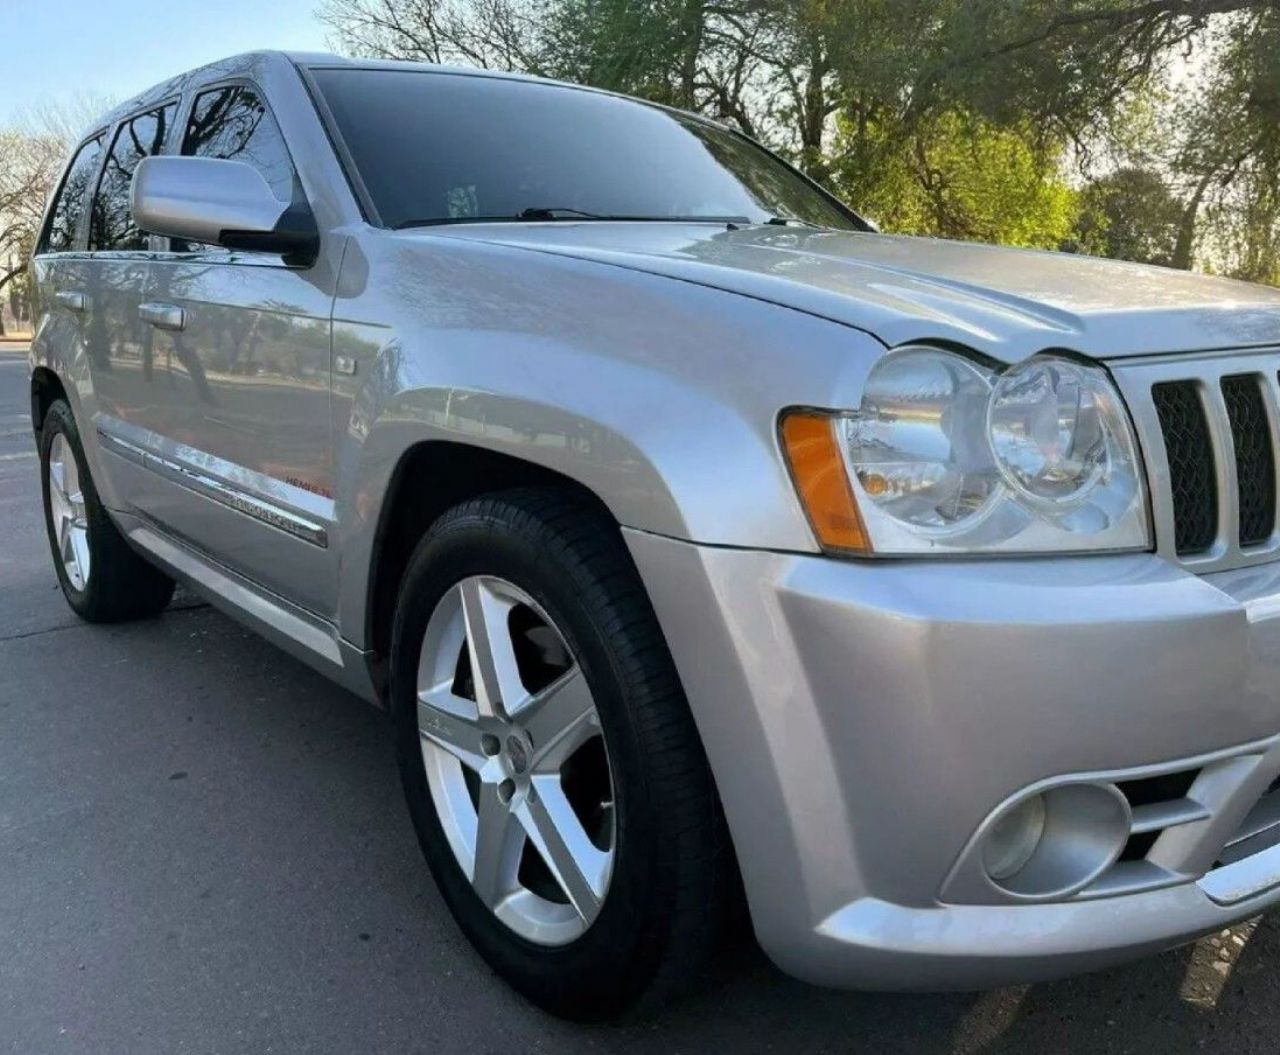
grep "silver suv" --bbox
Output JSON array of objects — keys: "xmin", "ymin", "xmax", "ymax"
[{"xmin": 29, "ymin": 51, "xmax": 1280, "ymax": 1018}]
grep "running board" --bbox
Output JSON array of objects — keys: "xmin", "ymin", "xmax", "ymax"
[{"xmin": 121, "ymin": 515, "xmax": 380, "ymax": 705}]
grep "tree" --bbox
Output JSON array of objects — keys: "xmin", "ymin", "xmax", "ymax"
[
  {"xmin": 1202, "ymin": 165, "xmax": 1280, "ymax": 283},
  {"xmin": 316, "ymin": 0, "xmax": 558, "ymax": 71},
  {"xmin": 1071, "ymin": 167, "xmax": 1184, "ymax": 265},
  {"xmin": 317, "ymin": 0, "xmax": 1280, "ymax": 275},
  {"xmin": 0, "ymin": 131, "xmax": 63, "ymax": 334},
  {"xmin": 832, "ymin": 109, "xmax": 1079, "ymax": 248},
  {"xmin": 928, "ymin": 3, "xmax": 1280, "ymax": 271},
  {"xmin": 319, "ymin": 0, "xmax": 883, "ymax": 174},
  {"xmin": 0, "ymin": 95, "xmax": 113, "ymax": 332}
]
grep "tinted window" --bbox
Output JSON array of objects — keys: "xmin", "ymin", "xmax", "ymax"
[
  {"xmin": 311, "ymin": 69, "xmax": 857, "ymax": 231},
  {"xmin": 89, "ymin": 103, "xmax": 177, "ymax": 252},
  {"xmin": 41, "ymin": 136, "xmax": 104, "ymax": 254},
  {"xmin": 182, "ymin": 85, "xmax": 297, "ymax": 202}
]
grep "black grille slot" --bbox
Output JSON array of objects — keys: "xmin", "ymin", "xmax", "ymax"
[
  {"xmin": 1115, "ymin": 769, "xmax": 1202, "ymax": 863},
  {"xmin": 1221, "ymin": 374, "xmax": 1275, "ymax": 545},
  {"xmin": 1116, "ymin": 770, "xmax": 1199, "ymax": 808},
  {"xmin": 1152, "ymin": 381, "xmax": 1218, "ymax": 554}
]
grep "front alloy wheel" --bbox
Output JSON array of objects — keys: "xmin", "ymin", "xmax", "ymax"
[
  {"xmin": 416, "ymin": 575, "xmax": 615, "ymax": 946},
  {"xmin": 391, "ymin": 490, "xmax": 728, "ymax": 1019}
]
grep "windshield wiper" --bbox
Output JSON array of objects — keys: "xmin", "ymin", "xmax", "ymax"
[
  {"xmin": 395, "ymin": 210, "xmax": 752, "ymax": 229},
  {"xmin": 764, "ymin": 215, "xmax": 821, "ymax": 229},
  {"xmin": 519, "ymin": 207, "xmax": 756, "ymax": 224},
  {"xmin": 518, "ymin": 207, "xmax": 605, "ymax": 220},
  {"xmin": 394, "ymin": 216, "xmax": 530, "ymax": 229}
]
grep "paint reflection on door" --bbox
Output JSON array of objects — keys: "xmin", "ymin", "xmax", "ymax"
[{"xmin": 136, "ymin": 256, "xmax": 336, "ymax": 615}]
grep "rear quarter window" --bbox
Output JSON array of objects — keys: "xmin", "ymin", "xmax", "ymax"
[{"xmin": 39, "ymin": 136, "xmax": 104, "ymax": 254}]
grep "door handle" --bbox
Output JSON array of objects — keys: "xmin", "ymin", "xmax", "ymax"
[
  {"xmin": 139, "ymin": 302, "xmax": 186, "ymax": 332},
  {"xmin": 54, "ymin": 290, "xmax": 86, "ymax": 312}
]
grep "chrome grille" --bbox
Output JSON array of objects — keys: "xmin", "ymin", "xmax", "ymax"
[{"xmin": 1111, "ymin": 351, "xmax": 1280, "ymax": 573}]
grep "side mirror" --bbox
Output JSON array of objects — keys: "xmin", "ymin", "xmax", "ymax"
[{"xmin": 131, "ymin": 156, "xmax": 319, "ymax": 264}]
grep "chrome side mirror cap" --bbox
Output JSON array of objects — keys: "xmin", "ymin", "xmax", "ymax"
[{"xmin": 130, "ymin": 156, "xmax": 319, "ymax": 264}]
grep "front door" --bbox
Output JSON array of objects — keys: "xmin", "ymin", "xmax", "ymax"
[{"xmin": 136, "ymin": 255, "xmax": 336, "ymax": 615}]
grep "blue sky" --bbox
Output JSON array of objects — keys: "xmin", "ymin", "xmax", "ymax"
[{"xmin": 3, "ymin": 0, "xmax": 331, "ymax": 125}]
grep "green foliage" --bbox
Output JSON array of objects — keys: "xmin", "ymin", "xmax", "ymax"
[
  {"xmin": 833, "ymin": 110, "xmax": 1078, "ymax": 249},
  {"xmin": 547, "ymin": 0, "xmax": 704, "ymax": 106},
  {"xmin": 319, "ymin": 0, "xmax": 1280, "ymax": 283},
  {"xmin": 1071, "ymin": 167, "xmax": 1184, "ymax": 266},
  {"xmin": 1206, "ymin": 167, "xmax": 1280, "ymax": 285}
]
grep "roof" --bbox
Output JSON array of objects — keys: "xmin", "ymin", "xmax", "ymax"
[
  {"xmin": 93, "ymin": 50, "xmax": 579, "ymax": 129},
  {"xmin": 81, "ymin": 49, "xmax": 725, "ymax": 145}
]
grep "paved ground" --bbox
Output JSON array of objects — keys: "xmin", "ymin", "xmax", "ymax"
[{"xmin": 3, "ymin": 343, "xmax": 1280, "ymax": 1053}]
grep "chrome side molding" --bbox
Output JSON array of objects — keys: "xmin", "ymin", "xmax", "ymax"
[{"xmin": 98, "ymin": 428, "xmax": 329, "ymax": 548}]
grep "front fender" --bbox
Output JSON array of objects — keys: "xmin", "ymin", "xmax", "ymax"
[
  {"xmin": 328, "ymin": 233, "xmax": 888, "ymax": 647},
  {"xmin": 330, "ymin": 331, "xmax": 808, "ymax": 645}
]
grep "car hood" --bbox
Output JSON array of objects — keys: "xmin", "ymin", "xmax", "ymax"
[{"xmin": 422, "ymin": 223, "xmax": 1280, "ymax": 363}]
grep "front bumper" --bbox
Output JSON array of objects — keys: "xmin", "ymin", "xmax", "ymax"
[{"xmin": 624, "ymin": 529, "xmax": 1280, "ymax": 989}]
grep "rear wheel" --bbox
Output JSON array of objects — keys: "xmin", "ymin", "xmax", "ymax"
[
  {"xmin": 390, "ymin": 489, "xmax": 726, "ymax": 1019},
  {"xmin": 39, "ymin": 399, "xmax": 175, "ymax": 622}
]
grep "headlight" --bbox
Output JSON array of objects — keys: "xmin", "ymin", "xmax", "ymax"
[
  {"xmin": 780, "ymin": 346, "xmax": 1150, "ymax": 555},
  {"xmin": 846, "ymin": 348, "xmax": 998, "ymax": 530},
  {"xmin": 988, "ymin": 358, "xmax": 1113, "ymax": 506}
]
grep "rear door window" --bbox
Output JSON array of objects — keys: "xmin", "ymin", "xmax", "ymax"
[
  {"xmin": 40, "ymin": 136, "xmax": 104, "ymax": 254},
  {"xmin": 89, "ymin": 103, "xmax": 177, "ymax": 252}
]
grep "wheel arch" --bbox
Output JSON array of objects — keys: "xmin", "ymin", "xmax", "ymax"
[
  {"xmin": 360, "ymin": 440, "xmax": 619, "ymax": 694},
  {"xmin": 30, "ymin": 365, "xmax": 69, "ymax": 438}
]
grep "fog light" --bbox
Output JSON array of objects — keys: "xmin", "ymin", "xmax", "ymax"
[
  {"xmin": 983, "ymin": 793, "xmax": 1046, "ymax": 880},
  {"xmin": 980, "ymin": 783, "xmax": 1131, "ymax": 899}
]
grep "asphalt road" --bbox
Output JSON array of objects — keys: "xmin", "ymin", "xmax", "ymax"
[{"xmin": 2, "ymin": 343, "xmax": 1280, "ymax": 1054}]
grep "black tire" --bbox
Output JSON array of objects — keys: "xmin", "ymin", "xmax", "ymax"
[
  {"xmin": 39, "ymin": 399, "xmax": 175, "ymax": 622},
  {"xmin": 390, "ymin": 488, "xmax": 728, "ymax": 1020}
]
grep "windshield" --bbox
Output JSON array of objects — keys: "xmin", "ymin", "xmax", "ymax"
[{"xmin": 310, "ymin": 68, "xmax": 861, "ymax": 232}]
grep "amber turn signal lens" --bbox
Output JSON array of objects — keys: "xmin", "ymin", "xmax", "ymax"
[{"xmin": 779, "ymin": 411, "xmax": 871, "ymax": 554}]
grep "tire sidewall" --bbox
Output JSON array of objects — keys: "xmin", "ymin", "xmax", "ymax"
[
  {"xmin": 390, "ymin": 506, "xmax": 665, "ymax": 1015},
  {"xmin": 39, "ymin": 400, "xmax": 95, "ymax": 615}
]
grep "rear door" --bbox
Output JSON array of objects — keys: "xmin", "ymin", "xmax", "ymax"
[
  {"xmin": 81, "ymin": 101, "xmax": 180, "ymax": 462},
  {"xmin": 30, "ymin": 132, "xmax": 106, "ymax": 410},
  {"xmin": 111, "ymin": 81, "xmax": 339, "ymax": 617}
]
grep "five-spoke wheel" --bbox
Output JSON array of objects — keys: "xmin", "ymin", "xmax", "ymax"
[
  {"xmin": 39, "ymin": 398, "xmax": 175, "ymax": 621},
  {"xmin": 46, "ymin": 432, "xmax": 91, "ymax": 591},
  {"xmin": 392, "ymin": 490, "xmax": 727, "ymax": 1018},
  {"xmin": 416, "ymin": 575, "xmax": 615, "ymax": 945}
]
